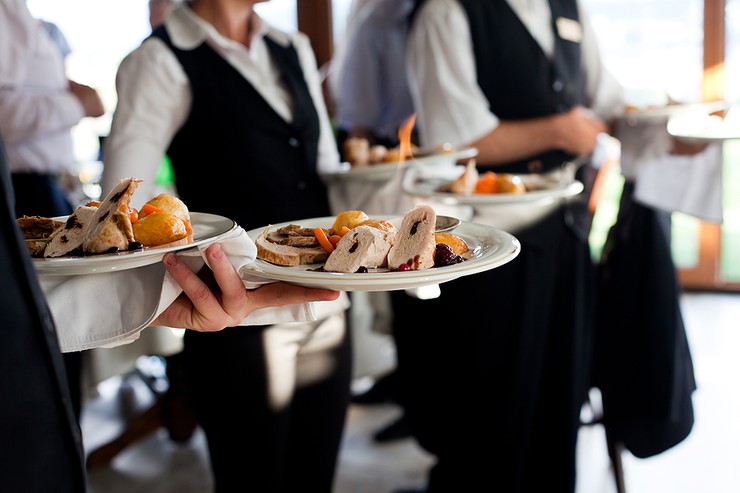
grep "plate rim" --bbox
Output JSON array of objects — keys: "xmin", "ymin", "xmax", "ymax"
[
  {"xmin": 31, "ymin": 211, "xmax": 237, "ymax": 276},
  {"xmin": 241, "ymin": 216, "xmax": 521, "ymax": 292}
]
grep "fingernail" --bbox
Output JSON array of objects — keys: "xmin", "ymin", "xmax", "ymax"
[
  {"xmin": 211, "ymin": 244, "xmax": 223, "ymax": 259},
  {"xmin": 165, "ymin": 253, "xmax": 178, "ymax": 266}
]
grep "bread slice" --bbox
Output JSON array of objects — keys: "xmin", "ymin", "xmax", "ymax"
[
  {"xmin": 387, "ymin": 205, "xmax": 437, "ymax": 271},
  {"xmin": 44, "ymin": 205, "xmax": 98, "ymax": 258},
  {"xmin": 256, "ymin": 229, "xmax": 329, "ymax": 266},
  {"xmin": 83, "ymin": 177, "xmax": 140, "ymax": 254},
  {"xmin": 324, "ymin": 225, "xmax": 397, "ymax": 273}
]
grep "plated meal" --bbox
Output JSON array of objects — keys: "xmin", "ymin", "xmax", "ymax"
[
  {"xmin": 320, "ymin": 140, "xmax": 479, "ymax": 182},
  {"xmin": 18, "ymin": 177, "xmax": 237, "ymax": 275},
  {"xmin": 242, "ymin": 206, "xmax": 521, "ymax": 292},
  {"xmin": 619, "ymin": 100, "xmax": 731, "ymax": 126},
  {"xmin": 401, "ymin": 159, "xmax": 584, "ymax": 205}
]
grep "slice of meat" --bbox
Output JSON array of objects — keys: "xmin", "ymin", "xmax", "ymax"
[
  {"xmin": 16, "ymin": 215, "xmax": 64, "ymax": 239},
  {"xmin": 387, "ymin": 205, "xmax": 437, "ymax": 271},
  {"xmin": 44, "ymin": 205, "xmax": 98, "ymax": 258},
  {"xmin": 83, "ymin": 177, "xmax": 140, "ymax": 254},
  {"xmin": 324, "ymin": 226, "xmax": 397, "ymax": 273},
  {"xmin": 256, "ymin": 230, "xmax": 330, "ymax": 266}
]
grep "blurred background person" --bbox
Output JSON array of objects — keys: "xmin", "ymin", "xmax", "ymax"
[
  {"xmin": 333, "ymin": 0, "xmax": 415, "ymax": 152},
  {"xmin": 0, "ymin": 0, "xmax": 105, "ymax": 423},
  {"xmin": 101, "ymin": 1, "xmax": 352, "ymax": 492}
]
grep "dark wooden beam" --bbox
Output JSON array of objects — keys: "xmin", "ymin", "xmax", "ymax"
[{"xmin": 297, "ymin": 0, "xmax": 333, "ymax": 68}]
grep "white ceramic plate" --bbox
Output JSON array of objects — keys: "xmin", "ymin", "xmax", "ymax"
[
  {"xmin": 241, "ymin": 216, "xmax": 520, "ymax": 292},
  {"xmin": 319, "ymin": 147, "xmax": 479, "ymax": 182},
  {"xmin": 667, "ymin": 112, "xmax": 740, "ymax": 142},
  {"xmin": 401, "ymin": 166, "xmax": 584, "ymax": 205},
  {"xmin": 32, "ymin": 212, "xmax": 237, "ymax": 276},
  {"xmin": 619, "ymin": 101, "xmax": 730, "ymax": 126}
]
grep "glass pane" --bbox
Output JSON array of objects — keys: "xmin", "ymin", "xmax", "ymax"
[
  {"xmin": 672, "ymin": 213, "xmax": 701, "ymax": 269},
  {"xmin": 583, "ymin": 0, "xmax": 704, "ymax": 106},
  {"xmin": 720, "ymin": 141, "xmax": 740, "ymax": 282}
]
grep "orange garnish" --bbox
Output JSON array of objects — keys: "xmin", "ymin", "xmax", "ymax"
[
  {"xmin": 475, "ymin": 171, "xmax": 498, "ymax": 194},
  {"xmin": 329, "ymin": 234, "xmax": 342, "ymax": 246},
  {"xmin": 129, "ymin": 208, "xmax": 139, "ymax": 224},
  {"xmin": 315, "ymin": 227, "xmax": 335, "ymax": 253},
  {"xmin": 140, "ymin": 203, "xmax": 163, "ymax": 216},
  {"xmin": 339, "ymin": 226, "xmax": 351, "ymax": 236},
  {"xmin": 183, "ymin": 220, "xmax": 193, "ymax": 235}
]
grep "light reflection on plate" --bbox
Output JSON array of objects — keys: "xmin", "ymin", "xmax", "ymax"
[
  {"xmin": 241, "ymin": 216, "xmax": 520, "ymax": 292},
  {"xmin": 31, "ymin": 212, "xmax": 237, "ymax": 276},
  {"xmin": 401, "ymin": 166, "xmax": 584, "ymax": 205},
  {"xmin": 319, "ymin": 147, "xmax": 479, "ymax": 182}
]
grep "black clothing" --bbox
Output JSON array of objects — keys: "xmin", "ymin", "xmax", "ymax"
[
  {"xmin": 593, "ymin": 182, "xmax": 696, "ymax": 457},
  {"xmin": 11, "ymin": 172, "xmax": 83, "ymax": 421},
  {"xmin": 0, "ymin": 136, "xmax": 86, "ymax": 492},
  {"xmin": 393, "ymin": 1, "xmax": 592, "ymax": 491},
  {"xmin": 391, "ymin": 203, "xmax": 594, "ymax": 492},
  {"xmin": 153, "ymin": 27, "xmax": 350, "ymax": 493}
]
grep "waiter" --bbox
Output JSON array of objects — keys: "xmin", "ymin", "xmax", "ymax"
[{"xmin": 389, "ymin": 1, "xmax": 623, "ymax": 492}]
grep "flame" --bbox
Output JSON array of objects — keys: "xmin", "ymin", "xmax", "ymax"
[{"xmin": 397, "ymin": 113, "xmax": 416, "ymax": 164}]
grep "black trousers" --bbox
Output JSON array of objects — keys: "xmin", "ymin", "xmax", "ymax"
[
  {"xmin": 11, "ymin": 172, "xmax": 83, "ymax": 422},
  {"xmin": 183, "ymin": 318, "xmax": 352, "ymax": 493},
  {"xmin": 391, "ymin": 205, "xmax": 594, "ymax": 493}
]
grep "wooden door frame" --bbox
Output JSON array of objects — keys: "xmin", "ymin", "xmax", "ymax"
[{"xmin": 679, "ymin": 0, "xmax": 740, "ymax": 291}]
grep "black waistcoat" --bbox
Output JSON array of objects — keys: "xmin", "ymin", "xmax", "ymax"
[
  {"xmin": 414, "ymin": 0, "xmax": 585, "ymax": 174},
  {"xmin": 151, "ymin": 27, "xmax": 330, "ymax": 230}
]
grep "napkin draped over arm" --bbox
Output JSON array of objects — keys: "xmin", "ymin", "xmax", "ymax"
[{"xmin": 40, "ymin": 227, "xmax": 320, "ymax": 352}]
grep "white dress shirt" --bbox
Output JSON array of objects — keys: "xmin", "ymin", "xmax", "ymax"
[
  {"xmin": 0, "ymin": 0, "xmax": 84, "ymax": 174},
  {"xmin": 406, "ymin": 0, "xmax": 625, "ymax": 148},
  {"xmin": 102, "ymin": 2, "xmax": 341, "ymax": 205}
]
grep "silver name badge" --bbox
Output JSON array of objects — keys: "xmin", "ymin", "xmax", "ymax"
[{"xmin": 556, "ymin": 17, "xmax": 583, "ymax": 43}]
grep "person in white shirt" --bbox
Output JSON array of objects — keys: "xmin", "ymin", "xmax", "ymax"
[
  {"xmin": 388, "ymin": 1, "xmax": 621, "ymax": 492},
  {"xmin": 334, "ymin": 0, "xmax": 416, "ymax": 150},
  {"xmin": 101, "ymin": 1, "xmax": 351, "ymax": 492}
]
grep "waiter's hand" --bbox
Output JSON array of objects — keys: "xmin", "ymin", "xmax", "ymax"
[
  {"xmin": 554, "ymin": 106, "xmax": 609, "ymax": 156},
  {"xmin": 152, "ymin": 243, "xmax": 340, "ymax": 331}
]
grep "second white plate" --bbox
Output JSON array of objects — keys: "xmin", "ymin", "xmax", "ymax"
[
  {"xmin": 401, "ymin": 166, "xmax": 584, "ymax": 205},
  {"xmin": 241, "ymin": 216, "xmax": 520, "ymax": 292}
]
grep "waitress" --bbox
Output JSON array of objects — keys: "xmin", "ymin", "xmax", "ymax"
[
  {"xmin": 388, "ymin": 0, "xmax": 623, "ymax": 492},
  {"xmin": 101, "ymin": 1, "xmax": 351, "ymax": 492}
]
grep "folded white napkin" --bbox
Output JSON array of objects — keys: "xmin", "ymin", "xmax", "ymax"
[
  {"xmin": 40, "ymin": 227, "xmax": 323, "ymax": 353},
  {"xmin": 618, "ymin": 121, "xmax": 724, "ymax": 223}
]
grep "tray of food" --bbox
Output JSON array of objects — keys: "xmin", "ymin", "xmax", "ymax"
[{"xmin": 241, "ymin": 206, "xmax": 520, "ymax": 292}]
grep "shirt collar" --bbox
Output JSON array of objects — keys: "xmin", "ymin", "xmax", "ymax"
[{"xmin": 165, "ymin": 2, "xmax": 290, "ymax": 51}]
